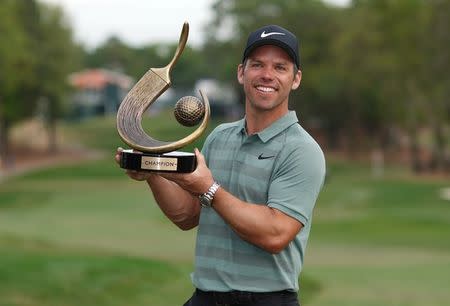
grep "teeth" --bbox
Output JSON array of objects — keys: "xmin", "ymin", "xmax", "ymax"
[{"xmin": 256, "ymin": 86, "xmax": 275, "ymax": 92}]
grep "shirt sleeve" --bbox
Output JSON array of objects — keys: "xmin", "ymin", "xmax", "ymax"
[{"xmin": 267, "ymin": 140, "xmax": 326, "ymax": 226}]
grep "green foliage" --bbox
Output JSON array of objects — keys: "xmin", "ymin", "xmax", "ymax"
[
  {"xmin": 332, "ymin": 0, "xmax": 449, "ymax": 169},
  {"xmin": 36, "ymin": 3, "xmax": 81, "ymax": 101},
  {"xmin": 84, "ymin": 38, "xmax": 210, "ymax": 90},
  {"xmin": 0, "ymin": 0, "xmax": 34, "ymax": 120}
]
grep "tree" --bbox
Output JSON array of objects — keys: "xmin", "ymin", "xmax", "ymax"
[
  {"xmin": 84, "ymin": 38, "xmax": 208, "ymax": 92},
  {"xmin": 0, "ymin": 0, "xmax": 81, "ymax": 166},
  {"xmin": 34, "ymin": 2, "xmax": 82, "ymax": 152},
  {"xmin": 339, "ymin": 0, "xmax": 449, "ymax": 172},
  {"xmin": 423, "ymin": 0, "xmax": 450, "ymax": 172},
  {"xmin": 84, "ymin": 36, "xmax": 135, "ymax": 74},
  {"xmin": 0, "ymin": 0, "xmax": 35, "ymax": 166}
]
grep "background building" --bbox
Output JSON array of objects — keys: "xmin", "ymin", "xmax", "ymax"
[{"xmin": 68, "ymin": 69, "xmax": 133, "ymax": 120}]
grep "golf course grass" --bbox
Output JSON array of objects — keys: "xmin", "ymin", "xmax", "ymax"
[{"xmin": 1, "ymin": 114, "xmax": 449, "ymax": 305}]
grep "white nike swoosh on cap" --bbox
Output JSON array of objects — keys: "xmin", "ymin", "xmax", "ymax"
[{"xmin": 260, "ymin": 31, "xmax": 286, "ymax": 38}]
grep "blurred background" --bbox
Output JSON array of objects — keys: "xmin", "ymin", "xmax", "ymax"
[{"xmin": 0, "ymin": 0, "xmax": 449, "ymax": 305}]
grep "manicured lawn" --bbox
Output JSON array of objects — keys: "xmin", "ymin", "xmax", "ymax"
[
  {"xmin": 306, "ymin": 158, "xmax": 450, "ymax": 306},
  {"xmin": 0, "ymin": 236, "xmax": 193, "ymax": 306}
]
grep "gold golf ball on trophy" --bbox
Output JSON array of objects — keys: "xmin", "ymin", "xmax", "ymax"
[{"xmin": 174, "ymin": 96, "xmax": 205, "ymax": 127}]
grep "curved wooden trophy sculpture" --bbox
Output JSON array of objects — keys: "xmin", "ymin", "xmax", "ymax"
[{"xmin": 117, "ymin": 22, "xmax": 210, "ymax": 173}]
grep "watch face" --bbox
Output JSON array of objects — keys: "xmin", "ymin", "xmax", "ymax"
[{"xmin": 200, "ymin": 195, "xmax": 211, "ymax": 207}]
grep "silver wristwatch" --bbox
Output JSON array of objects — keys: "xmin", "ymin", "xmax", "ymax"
[{"xmin": 199, "ymin": 181, "xmax": 220, "ymax": 208}]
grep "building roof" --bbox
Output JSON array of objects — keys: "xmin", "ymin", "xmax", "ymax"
[{"xmin": 68, "ymin": 68, "xmax": 134, "ymax": 90}]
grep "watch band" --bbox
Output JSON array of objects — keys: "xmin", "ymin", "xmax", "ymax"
[{"xmin": 200, "ymin": 181, "xmax": 220, "ymax": 207}]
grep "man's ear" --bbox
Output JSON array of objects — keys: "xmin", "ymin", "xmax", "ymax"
[
  {"xmin": 237, "ymin": 64, "xmax": 244, "ymax": 85},
  {"xmin": 291, "ymin": 70, "xmax": 302, "ymax": 90}
]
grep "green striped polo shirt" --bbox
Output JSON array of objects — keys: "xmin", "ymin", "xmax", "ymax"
[{"xmin": 192, "ymin": 111, "xmax": 326, "ymax": 293}]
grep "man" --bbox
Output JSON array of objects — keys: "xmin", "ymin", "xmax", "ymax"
[{"xmin": 115, "ymin": 24, "xmax": 326, "ymax": 306}]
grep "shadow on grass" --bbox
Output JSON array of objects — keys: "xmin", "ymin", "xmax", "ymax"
[{"xmin": 0, "ymin": 235, "xmax": 193, "ymax": 306}]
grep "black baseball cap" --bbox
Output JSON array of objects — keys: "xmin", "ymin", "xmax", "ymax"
[{"xmin": 242, "ymin": 25, "xmax": 300, "ymax": 68}]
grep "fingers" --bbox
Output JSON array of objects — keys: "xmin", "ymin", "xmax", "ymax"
[
  {"xmin": 115, "ymin": 147, "xmax": 123, "ymax": 164},
  {"xmin": 194, "ymin": 148, "xmax": 206, "ymax": 167},
  {"xmin": 115, "ymin": 147, "xmax": 153, "ymax": 181},
  {"xmin": 126, "ymin": 169, "xmax": 152, "ymax": 181},
  {"xmin": 159, "ymin": 172, "xmax": 182, "ymax": 183}
]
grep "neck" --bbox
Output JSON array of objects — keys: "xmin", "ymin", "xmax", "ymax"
[{"xmin": 245, "ymin": 107, "xmax": 288, "ymax": 135}]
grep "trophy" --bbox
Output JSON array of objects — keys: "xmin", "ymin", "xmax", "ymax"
[{"xmin": 117, "ymin": 22, "xmax": 210, "ymax": 173}]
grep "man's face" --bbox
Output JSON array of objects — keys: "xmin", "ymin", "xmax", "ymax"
[{"xmin": 237, "ymin": 45, "xmax": 301, "ymax": 114}]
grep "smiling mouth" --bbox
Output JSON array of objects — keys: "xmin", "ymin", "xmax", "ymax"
[{"xmin": 256, "ymin": 86, "xmax": 277, "ymax": 93}]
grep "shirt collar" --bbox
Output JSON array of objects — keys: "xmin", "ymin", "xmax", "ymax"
[
  {"xmin": 237, "ymin": 111, "xmax": 299, "ymax": 142},
  {"xmin": 237, "ymin": 118, "xmax": 247, "ymax": 135}
]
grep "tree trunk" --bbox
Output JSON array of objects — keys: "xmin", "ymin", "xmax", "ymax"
[
  {"xmin": 408, "ymin": 125, "xmax": 422, "ymax": 173},
  {"xmin": 47, "ymin": 115, "xmax": 58, "ymax": 154},
  {"xmin": 430, "ymin": 122, "xmax": 446, "ymax": 173},
  {"xmin": 0, "ymin": 108, "xmax": 12, "ymax": 169}
]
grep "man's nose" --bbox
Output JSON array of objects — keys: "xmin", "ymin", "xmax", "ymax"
[{"xmin": 260, "ymin": 66, "xmax": 275, "ymax": 80}]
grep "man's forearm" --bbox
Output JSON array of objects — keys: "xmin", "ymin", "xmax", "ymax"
[
  {"xmin": 212, "ymin": 188, "xmax": 302, "ymax": 254},
  {"xmin": 146, "ymin": 175, "xmax": 201, "ymax": 230}
]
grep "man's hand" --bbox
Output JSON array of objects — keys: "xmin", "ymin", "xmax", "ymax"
[
  {"xmin": 115, "ymin": 147, "xmax": 214, "ymax": 194},
  {"xmin": 115, "ymin": 147, "xmax": 154, "ymax": 181},
  {"xmin": 159, "ymin": 148, "xmax": 215, "ymax": 195}
]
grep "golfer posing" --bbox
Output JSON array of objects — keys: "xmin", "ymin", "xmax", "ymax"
[{"xmin": 116, "ymin": 24, "xmax": 326, "ymax": 306}]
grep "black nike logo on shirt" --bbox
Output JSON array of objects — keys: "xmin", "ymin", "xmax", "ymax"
[{"xmin": 258, "ymin": 153, "xmax": 275, "ymax": 160}]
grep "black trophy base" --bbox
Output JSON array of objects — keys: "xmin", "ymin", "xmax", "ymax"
[{"xmin": 120, "ymin": 149, "xmax": 196, "ymax": 173}]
